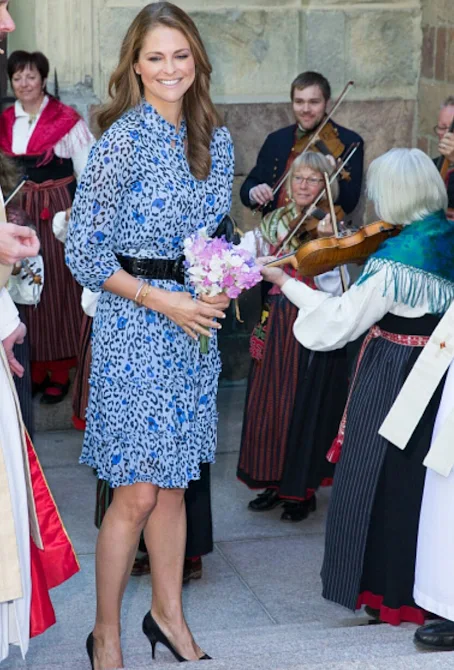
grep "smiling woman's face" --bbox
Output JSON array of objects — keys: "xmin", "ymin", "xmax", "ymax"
[
  {"xmin": 11, "ymin": 64, "xmax": 45, "ymax": 107},
  {"xmin": 134, "ymin": 25, "xmax": 196, "ymax": 113}
]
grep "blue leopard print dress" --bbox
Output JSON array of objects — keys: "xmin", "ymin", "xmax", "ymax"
[{"xmin": 65, "ymin": 102, "xmax": 234, "ymax": 488}]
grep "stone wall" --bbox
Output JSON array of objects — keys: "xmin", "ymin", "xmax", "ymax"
[
  {"xmin": 7, "ymin": 0, "xmax": 425, "ymax": 379},
  {"xmin": 418, "ymin": 0, "xmax": 454, "ymax": 157},
  {"xmin": 9, "ymin": 0, "xmax": 423, "ymax": 219}
]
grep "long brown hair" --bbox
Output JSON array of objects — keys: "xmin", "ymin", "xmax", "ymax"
[{"xmin": 97, "ymin": 2, "xmax": 221, "ymax": 181}]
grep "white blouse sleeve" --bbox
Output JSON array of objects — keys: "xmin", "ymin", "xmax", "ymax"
[
  {"xmin": 281, "ymin": 267, "xmax": 394, "ymax": 351},
  {"xmin": 54, "ymin": 119, "xmax": 95, "ymax": 182},
  {"xmin": 52, "ymin": 210, "xmax": 69, "ymax": 243},
  {"xmin": 238, "ymin": 229, "xmax": 271, "ymax": 258},
  {"xmin": 0, "ymin": 288, "xmax": 20, "ymax": 340}
]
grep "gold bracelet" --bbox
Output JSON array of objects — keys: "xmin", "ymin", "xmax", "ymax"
[
  {"xmin": 133, "ymin": 279, "xmax": 145, "ymax": 305},
  {"xmin": 137, "ymin": 283, "xmax": 152, "ymax": 307}
]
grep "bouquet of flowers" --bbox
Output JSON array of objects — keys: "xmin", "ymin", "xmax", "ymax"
[{"xmin": 184, "ymin": 228, "xmax": 262, "ymax": 353}]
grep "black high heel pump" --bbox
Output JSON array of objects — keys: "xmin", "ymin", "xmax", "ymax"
[
  {"xmin": 86, "ymin": 632, "xmax": 94, "ymax": 669},
  {"xmin": 142, "ymin": 612, "xmax": 211, "ymax": 662}
]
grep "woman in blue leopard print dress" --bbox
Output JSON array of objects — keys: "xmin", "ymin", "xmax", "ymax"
[{"xmin": 65, "ymin": 3, "xmax": 233, "ymax": 666}]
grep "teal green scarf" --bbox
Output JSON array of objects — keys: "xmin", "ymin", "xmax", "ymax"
[{"xmin": 357, "ymin": 210, "xmax": 454, "ymax": 314}]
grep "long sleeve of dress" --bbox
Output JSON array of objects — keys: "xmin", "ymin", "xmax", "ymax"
[
  {"xmin": 204, "ymin": 128, "xmax": 235, "ymax": 233},
  {"xmin": 65, "ymin": 128, "xmax": 133, "ymax": 292},
  {"xmin": 281, "ymin": 267, "xmax": 395, "ymax": 351}
]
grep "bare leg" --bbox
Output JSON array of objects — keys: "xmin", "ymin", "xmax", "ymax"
[
  {"xmin": 144, "ymin": 487, "xmax": 204, "ymax": 661},
  {"xmin": 93, "ymin": 482, "xmax": 158, "ymax": 670}
]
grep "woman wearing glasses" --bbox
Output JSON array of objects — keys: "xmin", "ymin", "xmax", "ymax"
[
  {"xmin": 237, "ymin": 151, "xmax": 349, "ymax": 522},
  {"xmin": 433, "ymin": 97, "xmax": 454, "ymax": 218}
]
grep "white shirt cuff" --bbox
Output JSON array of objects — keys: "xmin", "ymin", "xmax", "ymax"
[
  {"xmin": 53, "ymin": 211, "xmax": 69, "ymax": 243},
  {"xmin": 81, "ymin": 288, "xmax": 100, "ymax": 317}
]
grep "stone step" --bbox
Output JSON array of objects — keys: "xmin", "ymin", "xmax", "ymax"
[
  {"xmin": 8, "ymin": 620, "xmax": 453, "ymax": 669},
  {"xmin": 140, "ymin": 623, "xmax": 451, "ymax": 670},
  {"xmin": 17, "ymin": 652, "xmax": 453, "ymax": 670}
]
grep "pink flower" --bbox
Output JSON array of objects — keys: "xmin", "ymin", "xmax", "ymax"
[{"xmin": 184, "ymin": 227, "xmax": 262, "ymax": 300}]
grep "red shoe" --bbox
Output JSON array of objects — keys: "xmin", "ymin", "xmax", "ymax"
[{"xmin": 40, "ymin": 380, "xmax": 70, "ymax": 405}]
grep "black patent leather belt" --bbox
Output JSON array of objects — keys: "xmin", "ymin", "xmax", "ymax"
[{"xmin": 116, "ymin": 254, "xmax": 185, "ymax": 284}]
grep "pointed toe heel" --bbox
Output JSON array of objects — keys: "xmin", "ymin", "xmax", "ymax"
[
  {"xmin": 86, "ymin": 632, "xmax": 94, "ymax": 669},
  {"xmin": 142, "ymin": 611, "xmax": 212, "ymax": 662}
]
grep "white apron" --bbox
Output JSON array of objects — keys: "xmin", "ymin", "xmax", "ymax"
[{"xmin": 414, "ymin": 361, "xmax": 454, "ymax": 620}]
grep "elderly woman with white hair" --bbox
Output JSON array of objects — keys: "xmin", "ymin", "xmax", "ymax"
[
  {"xmin": 261, "ymin": 147, "xmax": 454, "ymax": 625},
  {"xmin": 237, "ymin": 150, "xmax": 349, "ymax": 523}
]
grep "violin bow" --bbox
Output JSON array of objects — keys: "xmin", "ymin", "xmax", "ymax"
[
  {"xmin": 323, "ymin": 172, "xmax": 348, "ymax": 293},
  {"xmin": 3, "ymin": 176, "xmax": 42, "ymax": 288},
  {"xmin": 0, "ymin": 188, "xmax": 12, "ymax": 283},
  {"xmin": 273, "ymin": 141, "xmax": 360, "ymax": 255},
  {"xmin": 5, "ymin": 175, "xmax": 29, "ymax": 206},
  {"xmin": 256, "ymin": 80, "xmax": 355, "ymax": 213}
]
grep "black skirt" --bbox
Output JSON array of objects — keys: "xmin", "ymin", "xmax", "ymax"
[
  {"xmin": 279, "ymin": 346, "xmax": 348, "ymax": 499},
  {"xmin": 321, "ymin": 313, "xmax": 443, "ymax": 624},
  {"xmin": 237, "ymin": 293, "xmax": 348, "ymax": 500}
]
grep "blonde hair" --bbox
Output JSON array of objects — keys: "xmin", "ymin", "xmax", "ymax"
[
  {"xmin": 367, "ymin": 148, "xmax": 448, "ymax": 225},
  {"xmin": 286, "ymin": 151, "xmax": 339, "ymax": 202},
  {"xmin": 97, "ymin": 2, "xmax": 221, "ymax": 181}
]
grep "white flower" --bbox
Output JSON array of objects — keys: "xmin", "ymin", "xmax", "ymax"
[
  {"xmin": 208, "ymin": 270, "xmax": 223, "ymax": 283},
  {"xmin": 209, "ymin": 256, "xmax": 224, "ymax": 272},
  {"xmin": 226, "ymin": 253, "xmax": 244, "ymax": 268}
]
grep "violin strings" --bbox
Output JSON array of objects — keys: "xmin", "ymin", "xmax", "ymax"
[{"xmin": 274, "ymin": 142, "xmax": 360, "ymax": 255}]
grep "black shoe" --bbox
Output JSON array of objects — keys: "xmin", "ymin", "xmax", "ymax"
[
  {"xmin": 248, "ymin": 488, "xmax": 283, "ymax": 512},
  {"xmin": 280, "ymin": 495, "xmax": 317, "ymax": 522},
  {"xmin": 414, "ymin": 620, "xmax": 454, "ymax": 651},
  {"xmin": 32, "ymin": 373, "xmax": 50, "ymax": 397},
  {"xmin": 86, "ymin": 632, "xmax": 94, "ymax": 669},
  {"xmin": 40, "ymin": 380, "xmax": 70, "ymax": 405},
  {"xmin": 363, "ymin": 605, "xmax": 385, "ymax": 625},
  {"xmin": 142, "ymin": 611, "xmax": 211, "ymax": 662}
]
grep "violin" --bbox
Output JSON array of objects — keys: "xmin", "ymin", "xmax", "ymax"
[
  {"xmin": 267, "ymin": 81, "xmax": 355, "ymax": 204},
  {"xmin": 293, "ymin": 121, "xmax": 349, "ymax": 182},
  {"xmin": 287, "ymin": 203, "xmax": 344, "ymax": 240},
  {"xmin": 267, "ymin": 220, "xmax": 401, "ymax": 277},
  {"xmin": 274, "ymin": 142, "xmax": 360, "ymax": 255}
]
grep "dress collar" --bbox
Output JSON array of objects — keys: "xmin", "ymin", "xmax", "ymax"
[
  {"xmin": 15, "ymin": 95, "xmax": 49, "ymax": 119},
  {"xmin": 140, "ymin": 100, "xmax": 187, "ymax": 147}
]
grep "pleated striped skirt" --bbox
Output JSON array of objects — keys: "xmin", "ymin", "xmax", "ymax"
[
  {"xmin": 237, "ymin": 295, "xmax": 301, "ymax": 488},
  {"xmin": 20, "ymin": 178, "xmax": 83, "ymax": 362},
  {"xmin": 72, "ymin": 314, "xmax": 93, "ymax": 425},
  {"xmin": 321, "ymin": 313, "xmax": 444, "ymax": 625}
]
